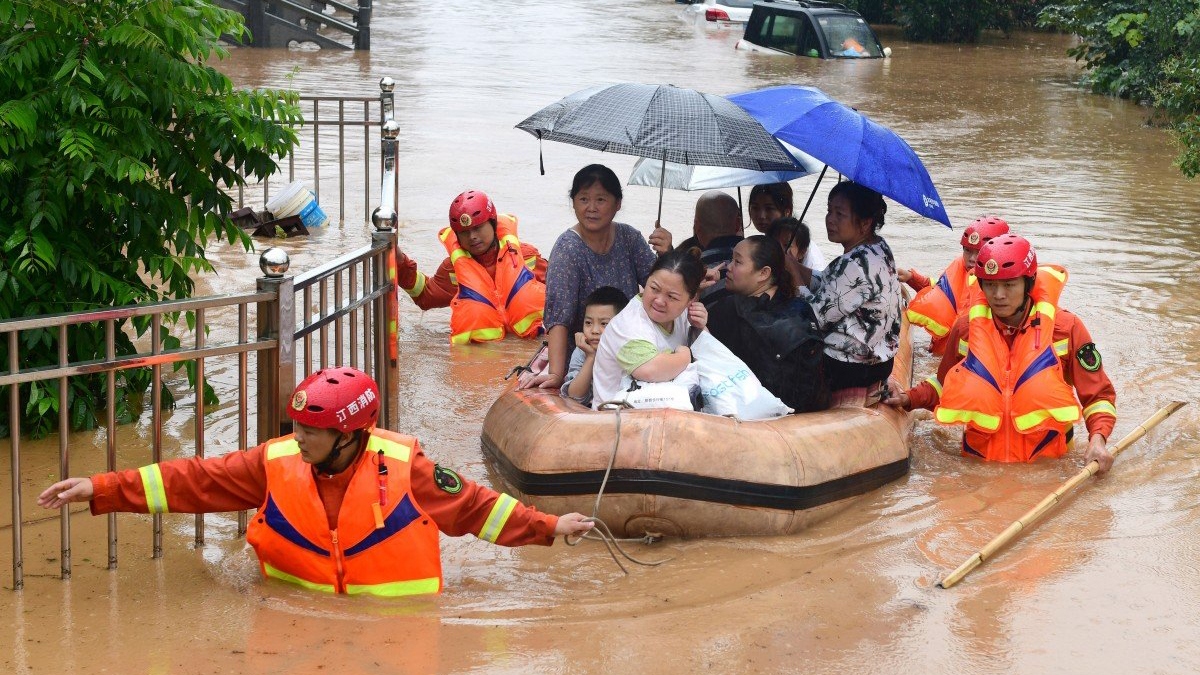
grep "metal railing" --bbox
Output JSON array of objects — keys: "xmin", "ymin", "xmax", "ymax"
[
  {"xmin": 230, "ymin": 83, "xmax": 396, "ymax": 226},
  {"xmin": 215, "ymin": 0, "xmax": 373, "ymax": 50},
  {"xmin": 0, "ymin": 78, "xmax": 401, "ymax": 591}
]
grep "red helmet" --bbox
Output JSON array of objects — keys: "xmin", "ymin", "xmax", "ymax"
[
  {"xmin": 448, "ymin": 190, "xmax": 497, "ymax": 233},
  {"xmin": 960, "ymin": 215, "xmax": 1009, "ymax": 251},
  {"xmin": 975, "ymin": 233, "xmax": 1037, "ymax": 280},
  {"xmin": 287, "ymin": 367, "xmax": 380, "ymax": 432}
]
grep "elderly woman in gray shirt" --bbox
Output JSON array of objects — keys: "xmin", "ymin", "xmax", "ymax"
[{"xmin": 519, "ymin": 164, "xmax": 672, "ymax": 392}]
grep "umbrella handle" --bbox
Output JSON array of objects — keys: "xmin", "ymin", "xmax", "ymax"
[
  {"xmin": 797, "ymin": 165, "xmax": 828, "ymax": 224},
  {"xmin": 656, "ymin": 150, "xmax": 666, "ymax": 227}
]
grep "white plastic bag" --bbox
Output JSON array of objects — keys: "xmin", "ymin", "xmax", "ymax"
[
  {"xmin": 608, "ymin": 364, "xmax": 700, "ymax": 411},
  {"xmin": 690, "ymin": 331, "xmax": 792, "ymax": 420}
]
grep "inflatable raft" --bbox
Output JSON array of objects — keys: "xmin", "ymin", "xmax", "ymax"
[{"xmin": 481, "ymin": 325, "xmax": 914, "ymax": 538}]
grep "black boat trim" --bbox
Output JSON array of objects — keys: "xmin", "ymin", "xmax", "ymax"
[{"xmin": 482, "ymin": 434, "xmax": 910, "ymax": 511}]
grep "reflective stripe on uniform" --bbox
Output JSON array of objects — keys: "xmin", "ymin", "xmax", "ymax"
[
  {"xmin": 477, "ymin": 493, "xmax": 518, "ymax": 543},
  {"xmin": 139, "ymin": 464, "xmax": 169, "ymax": 514},
  {"xmin": 345, "ymin": 577, "xmax": 441, "ymax": 597},
  {"xmin": 1053, "ymin": 338, "xmax": 1070, "ymax": 357},
  {"xmin": 925, "ymin": 376, "xmax": 943, "ymax": 397},
  {"xmin": 968, "ymin": 305, "xmax": 992, "ymax": 321},
  {"xmin": 451, "ymin": 326, "xmax": 505, "ymax": 344},
  {"xmin": 957, "ymin": 339, "xmax": 968, "ymax": 356},
  {"xmin": 263, "ymin": 562, "xmax": 336, "ymax": 593},
  {"xmin": 906, "ymin": 308, "xmax": 951, "ymax": 338},
  {"xmin": 510, "ymin": 310, "xmax": 543, "ymax": 336},
  {"xmin": 405, "ymin": 271, "xmax": 427, "ymax": 299},
  {"xmin": 524, "ymin": 256, "xmax": 537, "ymax": 272},
  {"xmin": 935, "ymin": 407, "xmax": 1001, "ymax": 431},
  {"xmin": 1042, "ymin": 266, "xmax": 1067, "ymax": 283},
  {"xmin": 266, "ymin": 439, "xmax": 301, "ymax": 460},
  {"xmin": 365, "ymin": 434, "xmax": 412, "ymax": 462},
  {"xmin": 1013, "ymin": 406, "xmax": 1081, "ymax": 432},
  {"xmin": 1083, "ymin": 400, "xmax": 1117, "ymax": 419}
]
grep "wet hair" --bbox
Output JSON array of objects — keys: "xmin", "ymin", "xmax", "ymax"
[
  {"xmin": 748, "ymin": 182, "xmax": 794, "ymax": 214},
  {"xmin": 569, "ymin": 164, "xmax": 623, "ymax": 201},
  {"xmin": 828, "ymin": 180, "xmax": 886, "ymax": 232},
  {"xmin": 648, "ymin": 246, "xmax": 706, "ymax": 298},
  {"xmin": 583, "ymin": 285, "xmax": 629, "ymax": 313},
  {"xmin": 765, "ymin": 217, "xmax": 811, "ymax": 256},
  {"xmin": 740, "ymin": 235, "xmax": 796, "ymax": 302}
]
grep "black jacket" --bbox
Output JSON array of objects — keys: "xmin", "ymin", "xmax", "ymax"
[{"xmin": 707, "ymin": 292, "xmax": 829, "ymax": 412}]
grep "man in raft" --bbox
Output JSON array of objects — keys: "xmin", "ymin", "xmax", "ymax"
[
  {"xmin": 884, "ymin": 234, "xmax": 1117, "ymax": 472},
  {"xmin": 397, "ymin": 190, "xmax": 547, "ymax": 344},
  {"xmin": 899, "ymin": 215, "xmax": 1010, "ymax": 355},
  {"xmin": 38, "ymin": 367, "xmax": 593, "ymax": 597}
]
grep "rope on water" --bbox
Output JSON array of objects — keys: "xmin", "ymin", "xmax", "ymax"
[{"xmin": 564, "ymin": 402, "xmax": 673, "ymax": 575}]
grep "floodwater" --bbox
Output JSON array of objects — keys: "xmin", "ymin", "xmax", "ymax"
[{"xmin": 5, "ymin": 1, "xmax": 1200, "ymax": 673}]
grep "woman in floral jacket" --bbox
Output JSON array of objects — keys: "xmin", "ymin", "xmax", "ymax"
[{"xmin": 795, "ymin": 181, "xmax": 903, "ymax": 404}]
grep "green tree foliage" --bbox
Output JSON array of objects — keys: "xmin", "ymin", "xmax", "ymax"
[
  {"xmin": 1040, "ymin": 1, "xmax": 1200, "ymax": 176},
  {"xmin": 0, "ymin": 0, "xmax": 302, "ymax": 437},
  {"xmin": 891, "ymin": 0, "xmax": 1051, "ymax": 42}
]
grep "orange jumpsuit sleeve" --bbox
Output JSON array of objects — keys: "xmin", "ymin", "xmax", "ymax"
[
  {"xmin": 1056, "ymin": 311, "xmax": 1117, "ymax": 439},
  {"xmin": 904, "ymin": 269, "xmax": 931, "ymax": 292},
  {"xmin": 397, "ymin": 248, "xmax": 458, "ymax": 311},
  {"xmin": 88, "ymin": 444, "xmax": 269, "ymax": 515},
  {"xmin": 409, "ymin": 447, "xmax": 558, "ymax": 547},
  {"xmin": 518, "ymin": 242, "xmax": 548, "ymax": 283}
]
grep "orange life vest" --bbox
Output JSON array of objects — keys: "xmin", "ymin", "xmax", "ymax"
[
  {"xmin": 934, "ymin": 266, "xmax": 1081, "ymax": 462},
  {"xmin": 245, "ymin": 429, "xmax": 443, "ymax": 596},
  {"xmin": 438, "ymin": 214, "xmax": 545, "ymax": 344},
  {"xmin": 906, "ymin": 258, "xmax": 973, "ymax": 355}
]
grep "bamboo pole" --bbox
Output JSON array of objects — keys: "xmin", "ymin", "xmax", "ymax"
[{"xmin": 938, "ymin": 401, "xmax": 1187, "ymax": 589}]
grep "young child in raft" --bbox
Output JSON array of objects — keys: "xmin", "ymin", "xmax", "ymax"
[
  {"xmin": 560, "ymin": 286, "xmax": 629, "ymax": 408},
  {"xmin": 766, "ymin": 217, "xmax": 813, "ymax": 297}
]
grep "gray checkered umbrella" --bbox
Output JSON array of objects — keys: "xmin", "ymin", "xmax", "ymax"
[
  {"xmin": 517, "ymin": 83, "xmax": 799, "ymax": 172},
  {"xmin": 517, "ymin": 83, "xmax": 800, "ymax": 222}
]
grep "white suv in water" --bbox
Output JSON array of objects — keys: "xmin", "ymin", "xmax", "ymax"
[
  {"xmin": 680, "ymin": 0, "xmax": 755, "ymax": 24},
  {"xmin": 735, "ymin": 0, "xmax": 890, "ymax": 58}
]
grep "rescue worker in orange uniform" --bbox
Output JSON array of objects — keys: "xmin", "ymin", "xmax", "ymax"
[
  {"xmin": 899, "ymin": 215, "xmax": 1010, "ymax": 354},
  {"xmin": 37, "ymin": 367, "xmax": 594, "ymax": 597},
  {"xmin": 397, "ymin": 190, "xmax": 548, "ymax": 344},
  {"xmin": 884, "ymin": 234, "xmax": 1117, "ymax": 472}
]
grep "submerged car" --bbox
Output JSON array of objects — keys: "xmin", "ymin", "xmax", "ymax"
[
  {"xmin": 735, "ymin": 1, "xmax": 890, "ymax": 59},
  {"xmin": 679, "ymin": 0, "xmax": 756, "ymax": 24}
]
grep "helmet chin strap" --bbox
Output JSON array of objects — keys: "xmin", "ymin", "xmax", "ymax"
[{"xmin": 314, "ymin": 430, "xmax": 362, "ymax": 475}]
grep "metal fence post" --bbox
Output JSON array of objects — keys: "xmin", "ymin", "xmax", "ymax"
[
  {"xmin": 256, "ymin": 249, "xmax": 296, "ymax": 441},
  {"xmin": 356, "ymin": 0, "xmax": 372, "ymax": 50},
  {"xmin": 371, "ymin": 84, "xmax": 400, "ymax": 429},
  {"xmin": 246, "ymin": 0, "xmax": 265, "ymax": 47}
]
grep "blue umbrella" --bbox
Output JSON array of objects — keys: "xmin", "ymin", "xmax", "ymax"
[{"xmin": 727, "ymin": 85, "xmax": 952, "ymax": 228}]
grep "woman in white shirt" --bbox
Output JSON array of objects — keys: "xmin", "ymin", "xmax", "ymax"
[{"xmin": 591, "ymin": 248, "xmax": 709, "ymax": 408}]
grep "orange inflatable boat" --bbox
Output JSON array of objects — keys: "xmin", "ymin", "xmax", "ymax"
[{"xmin": 481, "ymin": 325, "xmax": 913, "ymax": 538}]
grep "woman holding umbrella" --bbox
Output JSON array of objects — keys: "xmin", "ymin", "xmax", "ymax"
[
  {"xmin": 520, "ymin": 164, "xmax": 673, "ymax": 392},
  {"xmin": 795, "ymin": 181, "xmax": 903, "ymax": 406}
]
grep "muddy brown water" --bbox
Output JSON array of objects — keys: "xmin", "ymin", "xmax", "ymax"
[{"xmin": 5, "ymin": 1, "xmax": 1200, "ymax": 673}]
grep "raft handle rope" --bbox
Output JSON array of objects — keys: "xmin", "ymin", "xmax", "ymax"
[{"xmin": 564, "ymin": 402, "xmax": 673, "ymax": 575}]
